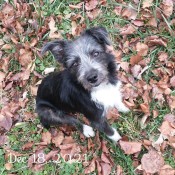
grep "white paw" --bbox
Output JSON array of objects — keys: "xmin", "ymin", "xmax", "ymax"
[
  {"xmin": 117, "ymin": 104, "xmax": 130, "ymax": 113},
  {"xmin": 107, "ymin": 128, "xmax": 121, "ymax": 143},
  {"xmin": 83, "ymin": 125, "xmax": 95, "ymax": 138}
]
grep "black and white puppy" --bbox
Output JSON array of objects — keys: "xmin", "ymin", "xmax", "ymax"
[{"xmin": 36, "ymin": 27, "xmax": 129, "ymax": 143}]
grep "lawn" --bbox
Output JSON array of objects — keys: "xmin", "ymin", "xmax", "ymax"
[{"xmin": 0, "ymin": 0, "xmax": 175, "ymax": 174}]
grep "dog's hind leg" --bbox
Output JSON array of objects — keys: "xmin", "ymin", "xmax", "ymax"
[{"xmin": 36, "ymin": 106, "xmax": 95, "ymax": 138}]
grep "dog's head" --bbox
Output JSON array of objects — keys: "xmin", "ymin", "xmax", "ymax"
[{"xmin": 42, "ymin": 27, "xmax": 116, "ymax": 90}]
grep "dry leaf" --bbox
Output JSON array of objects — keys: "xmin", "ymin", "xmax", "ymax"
[
  {"xmin": 101, "ymin": 162, "xmax": 111, "ymax": 175},
  {"xmin": 22, "ymin": 142, "xmax": 33, "ymax": 150},
  {"xmin": 131, "ymin": 65, "xmax": 142, "ymax": 78},
  {"xmin": 41, "ymin": 131, "xmax": 52, "ymax": 144},
  {"xmin": 0, "ymin": 135, "xmax": 7, "ymax": 146},
  {"xmin": 122, "ymin": 7, "xmax": 137, "ymax": 20},
  {"xmin": 48, "ymin": 17, "xmax": 62, "ymax": 39},
  {"xmin": 161, "ymin": 0, "xmax": 173, "ymax": 17},
  {"xmin": 164, "ymin": 113, "xmax": 175, "ymax": 125},
  {"xmin": 30, "ymin": 86, "xmax": 38, "ymax": 96},
  {"xmin": 120, "ymin": 62, "xmax": 130, "ymax": 72},
  {"xmin": 119, "ymin": 140, "xmax": 142, "ymax": 155},
  {"xmin": 158, "ymin": 52, "xmax": 168, "ymax": 62},
  {"xmin": 69, "ymin": 2, "xmax": 83, "ymax": 9},
  {"xmin": 52, "ymin": 131, "xmax": 64, "ymax": 147},
  {"xmin": 116, "ymin": 165, "xmax": 123, "ymax": 175},
  {"xmin": 0, "ymin": 114, "xmax": 12, "ymax": 131},
  {"xmin": 114, "ymin": 6, "xmax": 122, "ymax": 16},
  {"xmin": 101, "ymin": 153, "xmax": 110, "ymax": 164},
  {"xmin": 5, "ymin": 163, "xmax": 13, "ymax": 170},
  {"xmin": 160, "ymin": 121, "xmax": 175, "ymax": 137},
  {"xmin": 136, "ymin": 42, "xmax": 149, "ymax": 56},
  {"xmin": 1, "ymin": 44, "xmax": 12, "ymax": 50},
  {"xmin": 132, "ymin": 20, "xmax": 144, "ymax": 26},
  {"xmin": 120, "ymin": 24, "xmax": 137, "ymax": 35},
  {"xmin": 71, "ymin": 21, "xmax": 77, "ymax": 36},
  {"xmin": 141, "ymin": 149, "xmax": 164, "ymax": 174},
  {"xmin": 86, "ymin": 9, "xmax": 101, "ymax": 21},
  {"xmin": 130, "ymin": 54, "xmax": 143, "ymax": 65},
  {"xmin": 145, "ymin": 36, "xmax": 167, "ymax": 47},
  {"xmin": 84, "ymin": 159, "xmax": 96, "ymax": 174},
  {"xmin": 147, "ymin": 17, "xmax": 157, "ymax": 27},
  {"xmin": 170, "ymin": 76, "xmax": 175, "ymax": 87},
  {"xmin": 85, "ymin": 0, "xmax": 98, "ymax": 11},
  {"xmin": 19, "ymin": 49, "xmax": 33, "ymax": 67},
  {"xmin": 140, "ymin": 103, "xmax": 150, "ymax": 114},
  {"xmin": 96, "ymin": 160, "xmax": 102, "ymax": 175},
  {"xmin": 159, "ymin": 164, "xmax": 175, "ymax": 175},
  {"xmin": 0, "ymin": 72, "xmax": 6, "ymax": 82},
  {"xmin": 142, "ymin": 0, "xmax": 153, "ymax": 8}
]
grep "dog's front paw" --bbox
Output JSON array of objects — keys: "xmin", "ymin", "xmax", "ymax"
[
  {"xmin": 119, "ymin": 105, "xmax": 130, "ymax": 113},
  {"xmin": 107, "ymin": 128, "xmax": 121, "ymax": 143},
  {"xmin": 83, "ymin": 125, "xmax": 95, "ymax": 138},
  {"xmin": 117, "ymin": 103, "xmax": 130, "ymax": 113}
]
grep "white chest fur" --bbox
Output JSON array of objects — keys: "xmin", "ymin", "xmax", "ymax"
[{"xmin": 91, "ymin": 81, "xmax": 122, "ymax": 111}]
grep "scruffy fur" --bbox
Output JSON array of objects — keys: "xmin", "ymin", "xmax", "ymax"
[{"xmin": 36, "ymin": 27, "xmax": 129, "ymax": 142}]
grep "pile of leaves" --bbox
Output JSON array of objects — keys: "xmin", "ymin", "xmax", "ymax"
[{"xmin": 0, "ymin": 0, "xmax": 175, "ymax": 174}]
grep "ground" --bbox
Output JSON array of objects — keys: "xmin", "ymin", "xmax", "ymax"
[{"xmin": 0, "ymin": 0, "xmax": 175, "ymax": 175}]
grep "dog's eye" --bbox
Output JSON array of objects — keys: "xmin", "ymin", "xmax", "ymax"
[
  {"xmin": 72, "ymin": 61, "xmax": 79, "ymax": 67},
  {"xmin": 93, "ymin": 51, "xmax": 99, "ymax": 57}
]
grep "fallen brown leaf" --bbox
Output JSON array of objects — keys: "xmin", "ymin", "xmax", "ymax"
[
  {"xmin": 0, "ymin": 71, "xmax": 6, "ymax": 82},
  {"xmin": 119, "ymin": 140, "xmax": 142, "ymax": 155},
  {"xmin": 147, "ymin": 17, "xmax": 157, "ymax": 27},
  {"xmin": 116, "ymin": 165, "xmax": 123, "ymax": 175},
  {"xmin": 114, "ymin": 6, "xmax": 122, "ymax": 16},
  {"xmin": 41, "ymin": 131, "xmax": 52, "ymax": 144},
  {"xmin": 120, "ymin": 24, "xmax": 137, "ymax": 35},
  {"xmin": 85, "ymin": 0, "xmax": 98, "ymax": 11},
  {"xmin": 84, "ymin": 158, "xmax": 96, "ymax": 174},
  {"xmin": 141, "ymin": 149, "xmax": 164, "ymax": 174},
  {"xmin": 0, "ymin": 135, "xmax": 7, "ymax": 146},
  {"xmin": 161, "ymin": 0, "xmax": 173, "ymax": 17},
  {"xmin": 122, "ymin": 7, "xmax": 137, "ymax": 20},
  {"xmin": 160, "ymin": 121, "xmax": 175, "ymax": 137},
  {"xmin": 120, "ymin": 62, "xmax": 130, "ymax": 72},
  {"xmin": 18, "ymin": 49, "xmax": 33, "ymax": 67},
  {"xmin": 158, "ymin": 52, "xmax": 168, "ymax": 62},
  {"xmin": 48, "ymin": 17, "xmax": 62, "ymax": 39},
  {"xmin": 86, "ymin": 9, "xmax": 101, "ymax": 21},
  {"xmin": 132, "ymin": 19, "xmax": 144, "ymax": 27},
  {"xmin": 101, "ymin": 162, "xmax": 111, "ymax": 175},
  {"xmin": 52, "ymin": 131, "xmax": 64, "ymax": 147},
  {"xmin": 69, "ymin": 2, "xmax": 83, "ymax": 9},
  {"xmin": 101, "ymin": 153, "xmax": 110, "ymax": 164},
  {"xmin": 136, "ymin": 42, "xmax": 149, "ymax": 56},
  {"xmin": 140, "ymin": 103, "xmax": 150, "ymax": 114},
  {"xmin": 159, "ymin": 164, "xmax": 175, "ymax": 175},
  {"xmin": 130, "ymin": 54, "xmax": 143, "ymax": 65},
  {"xmin": 5, "ymin": 162, "xmax": 13, "ymax": 170},
  {"xmin": 145, "ymin": 36, "xmax": 167, "ymax": 47},
  {"xmin": 170, "ymin": 76, "xmax": 175, "ymax": 87},
  {"xmin": 142, "ymin": 0, "xmax": 153, "ymax": 8},
  {"xmin": 22, "ymin": 142, "xmax": 34, "ymax": 150},
  {"xmin": 0, "ymin": 113, "xmax": 12, "ymax": 131},
  {"xmin": 131, "ymin": 65, "xmax": 142, "ymax": 78}
]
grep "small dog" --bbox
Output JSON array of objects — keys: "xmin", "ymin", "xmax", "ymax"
[{"xmin": 36, "ymin": 27, "xmax": 129, "ymax": 143}]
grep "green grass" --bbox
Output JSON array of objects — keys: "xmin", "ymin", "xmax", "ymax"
[{"xmin": 1, "ymin": 0, "xmax": 175, "ymax": 174}]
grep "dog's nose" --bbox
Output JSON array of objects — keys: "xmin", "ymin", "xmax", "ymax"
[{"xmin": 86, "ymin": 70, "xmax": 98, "ymax": 83}]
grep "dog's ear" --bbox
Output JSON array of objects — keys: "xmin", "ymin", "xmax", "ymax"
[
  {"xmin": 41, "ymin": 40, "xmax": 67, "ymax": 63},
  {"xmin": 85, "ymin": 27, "xmax": 111, "ymax": 45}
]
